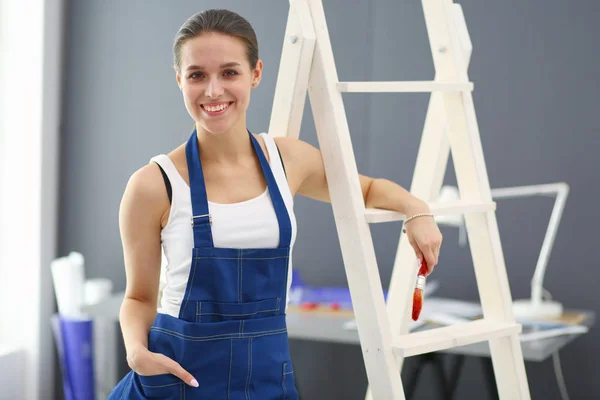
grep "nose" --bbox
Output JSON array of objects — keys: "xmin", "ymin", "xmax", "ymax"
[{"xmin": 205, "ymin": 77, "xmax": 224, "ymax": 99}]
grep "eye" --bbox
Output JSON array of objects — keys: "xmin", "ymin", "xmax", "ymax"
[
  {"xmin": 223, "ymin": 69, "xmax": 238, "ymax": 76},
  {"xmin": 189, "ymin": 72, "xmax": 203, "ymax": 79}
]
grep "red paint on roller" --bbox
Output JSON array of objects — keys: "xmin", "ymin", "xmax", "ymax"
[{"xmin": 411, "ymin": 259, "xmax": 428, "ymax": 321}]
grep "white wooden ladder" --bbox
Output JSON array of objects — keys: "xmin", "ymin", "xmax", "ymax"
[{"xmin": 268, "ymin": 1, "xmax": 532, "ymax": 399}]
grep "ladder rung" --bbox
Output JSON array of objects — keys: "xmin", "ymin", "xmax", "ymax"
[
  {"xmin": 393, "ymin": 319, "xmax": 521, "ymax": 358},
  {"xmin": 337, "ymin": 81, "xmax": 473, "ymax": 93},
  {"xmin": 365, "ymin": 200, "xmax": 495, "ymax": 224}
]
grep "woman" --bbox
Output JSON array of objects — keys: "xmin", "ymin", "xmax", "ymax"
[{"xmin": 108, "ymin": 8, "xmax": 442, "ymax": 399}]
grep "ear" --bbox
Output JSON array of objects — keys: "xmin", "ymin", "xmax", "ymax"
[
  {"xmin": 174, "ymin": 65, "xmax": 183, "ymax": 90},
  {"xmin": 251, "ymin": 59, "xmax": 263, "ymax": 88}
]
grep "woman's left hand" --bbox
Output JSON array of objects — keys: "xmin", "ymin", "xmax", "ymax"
[{"xmin": 404, "ymin": 203, "xmax": 443, "ymax": 276}]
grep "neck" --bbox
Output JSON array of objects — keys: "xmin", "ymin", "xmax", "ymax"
[{"xmin": 195, "ymin": 123, "xmax": 254, "ymax": 164}]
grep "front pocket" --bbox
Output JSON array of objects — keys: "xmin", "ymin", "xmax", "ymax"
[
  {"xmin": 196, "ymin": 297, "xmax": 281, "ymax": 323},
  {"xmin": 138, "ymin": 373, "xmax": 183, "ymax": 399},
  {"xmin": 281, "ymin": 362, "xmax": 297, "ymax": 400}
]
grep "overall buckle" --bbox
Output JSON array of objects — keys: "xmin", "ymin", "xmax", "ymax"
[{"xmin": 191, "ymin": 214, "xmax": 212, "ymax": 226}]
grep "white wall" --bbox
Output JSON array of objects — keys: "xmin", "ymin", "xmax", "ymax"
[
  {"xmin": 0, "ymin": 0, "xmax": 64, "ymax": 398},
  {"xmin": 0, "ymin": 347, "xmax": 25, "ymax": 400}
]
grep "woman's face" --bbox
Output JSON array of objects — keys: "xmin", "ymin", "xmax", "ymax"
[{"xmin": 176, "ymin": 32, "xmax": 262, "ymax": 136}]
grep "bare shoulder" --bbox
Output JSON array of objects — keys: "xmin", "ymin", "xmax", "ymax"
[
  {"xmin": 125, "ymin": 163, "xmax": 168, "ymax": 204},
  {"xmin": 120, "ymin": 162, "xmax": 171, "ymax": 228}
]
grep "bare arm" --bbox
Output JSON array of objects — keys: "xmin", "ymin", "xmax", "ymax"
[
  {"xmin": 275, "ymin": 136, "xmax": 442, "ymax": 273},
  {"xmin": 118, "ymin": 164, "xmax": 164, "ymax": 362},
  {"xmin": 118, "ymin": 164, "xmax": 198, "ymax": 386},
  {"xmin": 361, "ymin": 178, "xmax": 442, "ymax": 270}
]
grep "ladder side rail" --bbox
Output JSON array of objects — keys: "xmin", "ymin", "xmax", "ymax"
[
  {"xmin": 305, "ymin": 0, "xmax": 406, "ymax": 398},
  {"xmin": 423, "ymin": 0, "xmax": 531, "ymax": 397},
  {"xmin": 365, "ymin": 4, "xmax": 474, "ymax": 399},
  {"xmin": 268, "ymin": 0, "xmax": 316, "ymax": 139},
  {"xmin": 423, "ymin": 0, "xmax": 512, "ymax": 324},
  {"xmin": 385, "ymin": 0, "xmax": 475, "ymax": 365}
]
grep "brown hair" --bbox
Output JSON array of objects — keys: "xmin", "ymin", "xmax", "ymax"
[{"xmin": 173, "ymin": 9, "xmax": 259, "ymax": 72}]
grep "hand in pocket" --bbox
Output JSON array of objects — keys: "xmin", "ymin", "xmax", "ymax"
[{"xmin": 128, "ymin": 346, "xmax": 199, "ymax": 387}]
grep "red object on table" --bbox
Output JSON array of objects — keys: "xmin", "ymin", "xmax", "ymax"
[{"xmin": 300, "ymin": 301, "xmax": 319, "ymax": 310}]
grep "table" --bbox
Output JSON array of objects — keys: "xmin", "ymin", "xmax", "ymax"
[
  {"xmin": 285, "ymin": 305, "xmax": 595, "ymax": 361},
  {"xmin": 82, "ymin": 293, "xmax": 595, "ymax": 399},
  {"xmin": 284, "ymin": 304, "xmax": 595, "ymax": 399}
]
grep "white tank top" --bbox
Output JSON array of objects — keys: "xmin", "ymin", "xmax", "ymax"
[{"xmin": 150, "ymin": 133, "xmax": 297, "ymax": 318}]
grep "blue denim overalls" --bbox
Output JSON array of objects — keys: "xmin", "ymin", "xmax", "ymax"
[{"xmin": 108, "ymin": 129, "xmax": 298, "ymax": 399}]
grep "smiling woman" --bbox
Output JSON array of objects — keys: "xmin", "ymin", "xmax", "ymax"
[
  {"xmin": 107, "ymin": 8, "xmax": 441, "ymax": 400},
  {"xmin": 176, "ymin": 41, "xmax": 258, "ymax": 134},
  {"xmin": 173, "ymin": 10, "xmax": 262, "ymax": 137}
]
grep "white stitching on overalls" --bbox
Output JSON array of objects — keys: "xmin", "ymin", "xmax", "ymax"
[
  {"xmin": 150, "ymin": 326, "xmax": 287, "ymax": 341},
  {"xmin": 282, "ymin": 362, "xmax": 287, "ymax": 399},
  {"xmin": 245, "ymin": 338, "xmax": 252, "ymax": 400},
  {"xmin": 228, "ymin": 340, "xmax": 233, "ymax": 400},
  {"xmin": 182, "ymin": 257, "xmax": 199, "ymax": 319}
]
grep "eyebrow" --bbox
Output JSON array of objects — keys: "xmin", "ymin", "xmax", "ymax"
[{"xmin": 186, "ymin": 62, "xmax": 241, "ymax": 71}]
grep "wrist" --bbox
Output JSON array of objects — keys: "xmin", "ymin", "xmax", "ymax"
[{"xmin": 405, "ymin": 198, "xmax": 430, "ymax": 217}]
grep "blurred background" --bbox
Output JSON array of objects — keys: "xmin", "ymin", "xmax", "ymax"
[{"xmin": 1, "ymin": 0, "xmax": 598, "ymax": 399}]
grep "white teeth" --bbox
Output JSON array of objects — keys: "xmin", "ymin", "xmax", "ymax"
[{"xmin": 203, "ymin": 103, "xmax": 229, "ymax": 112}]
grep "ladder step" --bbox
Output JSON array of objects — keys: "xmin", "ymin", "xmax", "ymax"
[
  {"xmin": 393, "ymin": 319, "xmax": 522, "ymax": 358},
  {"xmin": 337, "ymin": 81, "xmax": 473, "ymax": 93},
  {"xmin": 365, "ymin": 200, "xmax": 495, "ymax": 224}
]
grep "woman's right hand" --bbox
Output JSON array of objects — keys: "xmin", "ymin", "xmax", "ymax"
[{"xmin": 127, "ymin": 345, "xmax": 199, "ymax": 387}]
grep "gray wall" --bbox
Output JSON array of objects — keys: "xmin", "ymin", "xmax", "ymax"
[{"xmin": 59, "ymin": 0, "xmax": 600, "ymax": 399}]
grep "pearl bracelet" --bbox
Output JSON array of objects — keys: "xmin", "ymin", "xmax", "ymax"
[{"xmin": 402, "ymin": 212, "xmax": 434, "ymax": 233}]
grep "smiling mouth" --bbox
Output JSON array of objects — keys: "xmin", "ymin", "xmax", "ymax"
[{"xmin": 201, "ymin": 102, "xmax": 233, "ymax": 114}]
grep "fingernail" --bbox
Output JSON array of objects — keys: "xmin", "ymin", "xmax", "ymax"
[{"xmin": 190, "ymin": 379, "xmax": 199, "ymax": 387}]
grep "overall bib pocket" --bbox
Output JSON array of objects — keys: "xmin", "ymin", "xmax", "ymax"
[
  {"xmin": 196, "ymin": 297, "xmax": 281, "ymax": 323},
  {"xmin": 186, "ymin": 247, "xmax": 290, "ymax": 306}
]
